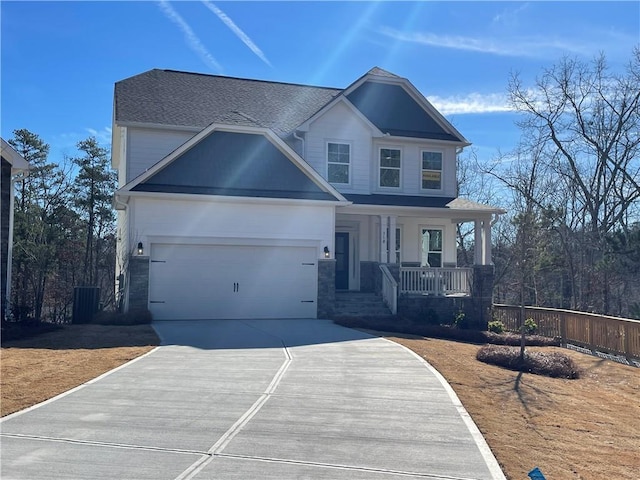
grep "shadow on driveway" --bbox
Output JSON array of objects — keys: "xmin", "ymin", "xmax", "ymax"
[{"xmin": 152, "ymin": 318, "xmax": 375, "ymax": 350}]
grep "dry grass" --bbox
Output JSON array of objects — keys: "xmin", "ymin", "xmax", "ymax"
[
  {"xmin": 2, "ymin": 324, "xmax": 639, "ymax": 480},
  {"xmin": 389, "ymin": 333, "xmax": 640, "ymax": 480},
  {"xmin": 1, "ymin": 324, "xmax": 158, "ymax": 416}
]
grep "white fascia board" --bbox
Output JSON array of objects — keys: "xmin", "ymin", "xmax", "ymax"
[
  {"xmin": 402, "ymin": 81, "xmax": 471, "ymax": 146},
  {"xmin": 117, "ymin": 189, "xmax": 349, "ymax": 207},
  {"xmin": 1, "ymin": 138, "xmax": 30, "ymax": 172},
  {"xmin": 114, "ymin": 121, "xmax": 202, "ymax": 133},
  {"xmin": 296, "ymin": 97, "xmax": 383, "ymax": 137},
  {"xmin": 119, "ymin": 122, "xmax": 349, "ymax": 203},
  {"xmin": 337, "ymin": 203, "xmax": 503, "ymax": 218}
]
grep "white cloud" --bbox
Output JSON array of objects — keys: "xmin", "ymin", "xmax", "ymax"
[
  {"xmin": 427, "ymin": 92, "xmax": 513, "ymax": 115},
  {"xmin": 379, "ymin": 26, "xmax": 591, "ymax": 58},
  {"xmin": 202, "ymin": 1, "xmax": 272, "ymax": 67},
  {"xmin": 158, "ymin": 0, "xmax": 222, "ymax": 72}
]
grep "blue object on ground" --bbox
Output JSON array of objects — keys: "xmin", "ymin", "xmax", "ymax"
[{"xmin": 528, "ymin": 467, "xmax": 547, "ymax": 480}]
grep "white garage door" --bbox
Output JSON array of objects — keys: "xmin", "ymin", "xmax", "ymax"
[{"xmin": 148, "ymin": 244, "xmax": 318, "ymax": 320}]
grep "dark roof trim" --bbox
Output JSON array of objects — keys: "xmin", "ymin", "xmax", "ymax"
[
  {"xmin": 131, "ymin": 184, "xmax": 336, "ymax": 201},
  {"xmin": 344, "ymin": 194, "xmax": 456, "ymax": 208}
]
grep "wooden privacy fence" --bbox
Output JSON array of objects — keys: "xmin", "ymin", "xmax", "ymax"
[{"xmin": 492, "ymin": 304, "xmax": 640, "ymax": 362}]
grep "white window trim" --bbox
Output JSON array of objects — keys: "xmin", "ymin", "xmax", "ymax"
[
  {"xmin": 420, "ymin": 149, "xmax": 444, "ymax": 192},
  {"xmin": 419, "ymin": 226, "xmax": 444, "ymax": 268},
  {"xmin": 378, "ymin": 146, "xmax": 402, "ymax": 190},
  {"xmin": 326, "ymin": 140, "xmax": 352, "ymax": 186}
]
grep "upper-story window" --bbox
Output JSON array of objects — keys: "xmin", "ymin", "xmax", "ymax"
[
  {"xmin": 379, "ymin": 148, "xmax": 401, "ymax": 188},
  {"xmin": 421, "ymin": 151, "xmax": 442, "ymax": 190},
  {"xmin": 327, "ymin": 142, "xmax": 350, "ymax": 184}
]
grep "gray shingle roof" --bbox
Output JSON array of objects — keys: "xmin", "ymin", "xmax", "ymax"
[
  {"xmin": 114, "ymin": 69, "xmax": 342, "ymax": 137},
  {"xmin": 114, "ymin": 67, "xmax": 464, "ymax": 143}
]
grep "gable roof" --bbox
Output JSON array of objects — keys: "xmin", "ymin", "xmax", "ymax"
[
  {"xmin": 119, "ymin": 124, "xmax": 347, "ymax": 203},
  {"xmin": 114, "ymin": 67, "xmax": 468, "ymax": 144},
  {"xmin": 346, "ymin": 82, "xmax": 461, "ymax": 141},
  {"xmin": 114, "ymin": 69, "xmax": 341, "ymax": 137}
]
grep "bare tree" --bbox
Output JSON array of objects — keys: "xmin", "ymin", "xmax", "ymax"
[{"xmin": 507, "ymin": 49, "xmax": 640, "ymax": 314}]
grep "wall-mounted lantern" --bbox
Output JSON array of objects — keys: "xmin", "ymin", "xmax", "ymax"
[
  {"xmin": 137, "ymin": 242, "xmax": 144, "ymax": 255},
  {"xmin": 324, "ymin": 246, "xmax": 330, "ymax": 258}
]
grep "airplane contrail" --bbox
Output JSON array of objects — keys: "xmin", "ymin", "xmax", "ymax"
[
  {"xmin": 202, "ymin": 1, "xmax": 272, "ymax": 68},
  {"xmin": 158, "ymin": 0, "xmax": 223, "ymax": 72}
]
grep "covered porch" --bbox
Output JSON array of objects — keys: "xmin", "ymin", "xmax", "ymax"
[{"xmin": 331, "ymin": 198, "xmax": 503, "ymax": 324}]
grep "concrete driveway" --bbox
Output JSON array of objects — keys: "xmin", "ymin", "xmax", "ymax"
[{"xmin": 1, "ymin": 319, "xmax": 505, "ymax": 479}]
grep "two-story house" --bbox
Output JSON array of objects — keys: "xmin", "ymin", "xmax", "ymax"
[{"xmin": 112, "ymin": 67, "xmax": 503, "ymax": 324}]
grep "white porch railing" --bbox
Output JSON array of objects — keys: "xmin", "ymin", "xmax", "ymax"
[
  {"xmin": 400, "ymin": 267, "xmax": 473, "ymax": 296},
  {"xmin": 379, "ymin": 264, "xmax": 398, "ymax": 314}
]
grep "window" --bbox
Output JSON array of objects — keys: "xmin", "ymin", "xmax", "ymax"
[
  {"xmin": 379, "ymin": 148, "xmax": 401, "ymax": 188},
  {"xmin": 421, "ymin": 228, "xmax": 442, "ymax": 267},
  {"xmin": 422, "ymin": 151, "xmax": 442, "ymax": 190},
  {"xmin": 327, "ymin": 142, "xmax": 350, "ymax": 184}
]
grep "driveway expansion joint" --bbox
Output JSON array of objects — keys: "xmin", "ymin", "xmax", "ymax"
[
  {"xmin": 214, "ymin": 452, "xmax": 484, "ymax": 480},
  {"xmin": 175, "ymin": 322, "xmax": 294, "ymax": 480},
  {"xmin": 0, "ymin": 432, "xmax": 206, "ymax": 456}
]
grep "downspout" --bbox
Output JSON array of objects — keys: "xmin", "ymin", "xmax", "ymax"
[{"xmin": 293, "ymin": 130, "xmax": 305, "ymax": 158}]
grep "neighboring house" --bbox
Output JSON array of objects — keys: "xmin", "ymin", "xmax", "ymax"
[
  {"xmin": 112, "ymin": 67, "xmax": 504, "ymax": 323},
  {"xmin": 1, "ymin": 138, "xmax": 29, "ymax": 322}
]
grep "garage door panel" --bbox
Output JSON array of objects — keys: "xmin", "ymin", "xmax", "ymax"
[{"xmin": 148, "ymin": 244, "xmax": 317, "ymax": 320}]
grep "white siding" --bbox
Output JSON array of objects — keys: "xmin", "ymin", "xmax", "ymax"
[
  {"xmin": 304, "ymin": 101, "xmax": 459, "ymax": 197},
  {"xmin": 373, "ymin": 140, "xmax": 458, "ymax": 197},
  {"xmin": 129, "ymin": 196, "xmax": 335, "ymax": 260},
  {"xmin": 305, "ymin": 101, "xmax": 374, "ymax": 194},
  {"xmin": 126, "ymin": 127, "xmax": 196, "ymax": 183}
]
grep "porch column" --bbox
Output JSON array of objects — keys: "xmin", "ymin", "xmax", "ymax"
[
  {"xmin": 389, "ymin": 215, "xmax": 397, "ymax": 263},
  {"xmin": 483, "ymin": 221, "xmax": 492, "ymax": 265},
  {"xmin": 379, "ymin": 215, "xmax": 388, "ymax": 263},
  {"xmin": 474, "ymin": 220, "xmax": 483, "ymax": 265}
]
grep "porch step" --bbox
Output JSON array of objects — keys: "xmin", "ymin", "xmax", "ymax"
[{"xmin": 333, "ymin": 292, "xmax": 392, "ymax": 317}]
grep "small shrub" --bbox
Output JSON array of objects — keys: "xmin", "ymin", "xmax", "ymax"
[
  {"xmin": 453, "ymin": 310, "xmax": 469, "ymax": 329},
  {"xmin": 487, "ymin": 320, "xmax": 505, "ymax": 334},
  {"xmin": 524, "ymin": 318, "xmax": 537, "ymax": 334},
  {"xmin": 476, "ymin": 345, "xmax": 580, "ymax": 379},
  {"xmin": 333, "ymin": 316, "xmax": 561, "ymax": 346}
]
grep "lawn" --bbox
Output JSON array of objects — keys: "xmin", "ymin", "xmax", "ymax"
[
  {"xmin": 389, "ymin": 334, "xmax": 640, "ymax": 480},
  {"xmin": 1, "ymin": 324, "xmax": 638, "ymax": 479},
  {"xmin": 1, "ymin": 324, "xmax": 158, "ymax": 416}
]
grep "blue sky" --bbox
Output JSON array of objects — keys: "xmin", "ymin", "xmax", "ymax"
[{"xmin": 2, "ymin": 1, "xmax": 638, "ymax": 164}]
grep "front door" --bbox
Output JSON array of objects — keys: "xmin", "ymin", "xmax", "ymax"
[{"xmin": 335, "ymin": 232, "xmax": 349, "ymax": 290}]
